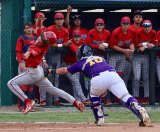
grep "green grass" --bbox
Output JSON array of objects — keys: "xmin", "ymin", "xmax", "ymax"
[{"xmin": 0, "ymin": 111, "xmax": 160, "ymax": 123}]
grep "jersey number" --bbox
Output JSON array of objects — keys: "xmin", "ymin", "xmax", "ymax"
[{"xmin": 89, "ymin": 58, "xmax": 103, "ymax": 66}]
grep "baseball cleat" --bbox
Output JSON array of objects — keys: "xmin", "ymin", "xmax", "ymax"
[
  {"xmin": 139, "ymin": 107, "xmax": 150, "ymax": 127},
  {"xmin": 73, "ymin": 100, "xmax": 85, "ymax": 112},
  {"xmin": 23, "ymin": 99, "xmax": 35, "ymax": 114},
  {"xmin": 95, "ymin": 117, "xmax": 105, "ymax": 126}
]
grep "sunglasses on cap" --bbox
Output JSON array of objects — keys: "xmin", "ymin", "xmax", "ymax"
[{"xmin": 95, "ymin": 23, "xmax": 104, "ymax": 26}]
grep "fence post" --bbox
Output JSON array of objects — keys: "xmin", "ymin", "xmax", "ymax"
[{"xmin": 149, "ymin": 49, "xmax": 156, "ymax": 105}]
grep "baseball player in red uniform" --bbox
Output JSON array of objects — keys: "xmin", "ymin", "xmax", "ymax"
[
  {"xmin": 46, "ymin": 12, "xmax": 72, "ymax": 105},
  {"xmin": 86, "ymin": 18, "xmax": 110, "ymax": 53},
  {"xmin": 109, "ymin": 16, "xmax": 135, "ymax": 77},
  {"xmin": 7, "ymin": 31, "xmax": 85, "ymax": 114},
  {"xmin": 16, "ymin": 22, "xmax": 37, "ymax": 112},
  {"xmin": 132, "ymin": 20, "xmax": 157, "ymax": 104},
  {"xmin": 123, "ymin": 10, "xmax": 143, "ymax": 86},
  {"xmin": 65, "ymin": 5, "xmax": 88, "ymax": 42},
  {"xmin": 33, "ymin": 12, "xmax": 47, "ymax": 37},
  {"xmin": 62, "ymin": 30, "xmax": 89, "ymax": 104}
]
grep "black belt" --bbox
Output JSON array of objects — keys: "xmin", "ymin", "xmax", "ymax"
[{"xmin": 92, "ymin": 69, "xmax": 115, "ymax": 78}]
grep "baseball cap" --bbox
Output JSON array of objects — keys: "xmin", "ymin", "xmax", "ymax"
[
  {"xmin": 72, "ymin": 15, "xmax": 81, "ymax": 20},
  {"xmin": 72, "ymin": 30, "xmax": 81, "ymax": 37},
  {"xmin": 142, "ymin": 20, "xmax": 152, "ymax": 27},
  {"xmin": 54, "ymin": 12, "xmax": 64, "ymax": 19},
  {"xmin": 133, "ymin": 10, "xmax": 143, "ymax": 17},
  {"xmin": 35, "ymin": 12, "xmax": 45, "ymax": 18},
  {"xmin": 95, "ymin": 18, "xmax": 105, "ymax": 25},
  {"xmin": 121, "ymin": 16, "xmax": 131, "ymax": 24},
  {"xmin": 43, "ymin": 31, "xmax": 57, "ymax": 45}
]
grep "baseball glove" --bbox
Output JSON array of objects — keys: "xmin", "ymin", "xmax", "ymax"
[{"xmin": 43, "ymin": 66, "xmax": 56, "ymax": 77}]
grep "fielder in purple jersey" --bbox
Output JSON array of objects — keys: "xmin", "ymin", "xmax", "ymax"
[{"xmin": 55, "ymin": 44, "xmax": 151, "ymax": 126}]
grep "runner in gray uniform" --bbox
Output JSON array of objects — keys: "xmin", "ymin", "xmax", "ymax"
[
  {"xmin": 132, "ymin": 20, "xmax": 157, "ymax": 104},
  {"xmin": 7, "ymin": 31, "xmax": 85, "ymax": 114},
  {"xmin": 54, "ymin": 44, "xmax": 150, "ymax": 126}
]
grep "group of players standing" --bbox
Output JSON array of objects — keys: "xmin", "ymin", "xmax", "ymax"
[{"xmin": 12, "ymin": 5, "xmax": 160, "ymax": 112}]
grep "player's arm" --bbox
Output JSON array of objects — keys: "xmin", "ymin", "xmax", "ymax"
[
  {"xmin": 56, "ymin": 67, "xmax": 69, "ymax": 75},
  {"xmin": 24, "ymin": 45, "xmax": 42, "ymax": 59},
  {"xmin": 65, "ymin": 5, "xmax": 72, "ymax": 29},
  {"xmin": 16, "ymin": 37, "xmax": 23, "ymax": 63}
]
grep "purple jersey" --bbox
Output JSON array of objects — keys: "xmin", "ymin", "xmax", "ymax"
[{"xmin": 67, "ymin": 56, "xmax": 115, "ymax": 78}]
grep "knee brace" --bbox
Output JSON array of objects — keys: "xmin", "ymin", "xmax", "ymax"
[
  {"xmin": 122, "ymin": 96, "xmax": 143, "ymax": 120},
  {"xmin": 90, "ymin": 94, "xmax": 104, "ymax": 122}
]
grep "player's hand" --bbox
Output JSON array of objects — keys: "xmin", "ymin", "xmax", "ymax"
[
  {"xmin": 138, "ymin": 46, "xmax": 145, "ymax": 53},
  {"xmin": 42, "ymin": 60, "xmax": 48, "ymax": 67},
  {"xmin": 19, "ymin": 62, "xmax": 26, "ymax": 72},
  {"xmin": 124, "ymin": 49, "xmax": 132, "ymax": 56},
  {"xmin": 99, "ymin": 44, "xmax": 106, "ymax": 51},
  {"xmin": 147, "ymin": 43, "xmax": 154, "ymax": 49},
  {"xmin": 24, "ymin": 51, "xmax": 31, "ymax": 59},
  {"xmin": 102, "ymin": 43, "xmax": 109, "ymax": 48},
  {"xmin": 63, "ymin": 40, "xmax": 72, "ymax": 47},
  {"xmin": 67, "ymin": 5, "xmax": 72, "ymax": 13}
]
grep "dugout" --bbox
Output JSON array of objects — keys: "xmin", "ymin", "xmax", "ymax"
[{"xmin": 1, "ymin": 0, "xmax": 160, "ymax": 105}]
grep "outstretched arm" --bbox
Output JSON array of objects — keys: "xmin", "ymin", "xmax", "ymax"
[{"xmin": 56, "ymin": 67, "xmax": 69, "ymax": 75}]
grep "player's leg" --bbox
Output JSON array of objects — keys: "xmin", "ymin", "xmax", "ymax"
[
  {"xmin": 7, "ymin": 70, "xmax": 36, "ymax": 114},
  {"xmin": 35, "ymin": 78, "xmax": 85, "ymax": 112},
  {"xmin": 132, "ymin": 55, "xmax": 141, "ymax": 99},
  {"xmin": 142, "ymin": 55, "xmax": 149, "ymax": 104},
  {"xmin": 89, "ymin": 74, "xmax": 109, "ymax": 125},
  {"xmin": 108, "ymin": 72, "xmax": 150, "ymax": 126}
]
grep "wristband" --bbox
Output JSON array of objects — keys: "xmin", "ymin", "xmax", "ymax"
[
  {"xmin": 142, "ymin": 42, "xmax": 148, "ymax": 47},
  {"xmin": 58, "ymin": 44, "xmax": 63, "ymax": 47}
]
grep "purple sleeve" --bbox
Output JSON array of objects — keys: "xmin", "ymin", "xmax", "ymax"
[{"xmin": 67, "ymin": 62, "xmax": 82, "ymax": 74}]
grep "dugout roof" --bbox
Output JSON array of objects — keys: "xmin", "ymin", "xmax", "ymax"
[{"xmin": 31, "ymin": 0, "xmax": 160, "ymax": 11}]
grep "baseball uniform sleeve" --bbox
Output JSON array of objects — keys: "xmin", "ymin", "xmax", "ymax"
[
  {"xmin": 29, "ymin": 45, "xmax": 42, "ymax": 56},
  {"xmin": 16, "ymin": 36, "xmax": 24, "ymax": 63},
  {"xmin": 67, "ymin": 62, "xmax": 82, "ymax": 74}
]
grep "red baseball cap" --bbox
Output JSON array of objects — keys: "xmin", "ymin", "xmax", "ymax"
[
  {"xmin": 54, "ymin": 12, "xmax": 64, "ymax": 19},
  {"xmin": 121, "ymin": 16, "xmax": 130, "ymax": 24},
  {"xmin": 35, "ymin": 12, "xmax": 45, "ymax": 18},
  {"xmin": 43, "ymin": 31, "xmax": 57, "ymax": 45},
  {"xmin": 72, "ymin": 30, "xmax": 81, "ymax": 37},
  {"xmin": 95, "ymin": 18, "xmax": 105, "ymax": 25},
  {"xmin": 142, "ymin": 20, "xmax": 152, "ymax": 27}
]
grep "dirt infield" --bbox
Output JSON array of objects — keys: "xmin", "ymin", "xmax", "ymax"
[{"xmin": 0, "ymin": 123, "xmax": 159, "ymax": 132}]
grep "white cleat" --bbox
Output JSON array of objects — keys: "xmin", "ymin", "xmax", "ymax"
[
  {"xmin": 96, "ymin": 117, "xmax": 105, "ymax": 126},
  {"xmin": 139, "ymin": 107, "xmax": 150, "ymax": 126}
]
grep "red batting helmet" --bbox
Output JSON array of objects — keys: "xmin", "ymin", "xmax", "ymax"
[{"xmin": 41, "ymin": 31, "xmax": 57, "ymax": 45}]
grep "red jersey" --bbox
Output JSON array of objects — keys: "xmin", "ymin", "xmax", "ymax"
[
  {"xmin": 69, "ymin": 27, "xmax": 88, "ymax": 42},
  {"xmin": 134, "ymin": 29, "xmax": 157, "ymax": 47},
  {"xmin": 110, "ymin": 27, "xmax": 134, "ymax": 48},
  {"xmin": 129, "ymin": 24, "xmax": 142, "ymax": 32},
  {"xmin": 63, "ymin": 40, "xmax": 84, "ymax": 64},
  {"xmin": 33, "ymin": 25, "xmax": 47, "ymax": 37},
  {"xmin": 16, "ymin": 34, "xmax": 37, "ymax": 63},
  {"xmin": 25, "ymin": 44, "xmax": 49, "ymax": 68},
  {"xmin": 157, "ymin": 30, "xmax": 160, "ymax": 44},
  {"xmin": 86, "ymin": 29, "xmax": 111, "ymax": 49},
  {"xmin": 47, "ymin": 25, "xmax": 69, "ymax": 45}
]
